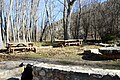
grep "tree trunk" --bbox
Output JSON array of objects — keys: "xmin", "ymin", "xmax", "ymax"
[
  {"xmin": 16, "ymin": 0, "xmax": 20, "ymax": 42},
  {"xmin": 0, "ymin": 11, "xmax": 3, "ymax": 48},
  {"xmin": 0, "ymin": 0, "xmax": 3, "ymax": 48},
  {"xmin": 40, "ymin": 23, "xmax": 47, "ymax": 42},
  {"xmin": 6, "ymin": 0, "xmax": 13, "ymax": 43},
  {"xmin": 63, "ymin": 0, "xmax": 76, "ymax": 40},
  {"xmin": 77, "ymin": 1, "xmax": 81, "ymax": 39}
]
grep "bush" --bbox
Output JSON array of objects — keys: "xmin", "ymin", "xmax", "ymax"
[{"xmin": 102, "ymin": 34, "xmax": 116, "ymax": 43}]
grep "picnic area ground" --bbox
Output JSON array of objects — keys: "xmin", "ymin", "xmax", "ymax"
[{"xmin": 0, "ymin": 44, "xmax": 120, "ymax": 70}]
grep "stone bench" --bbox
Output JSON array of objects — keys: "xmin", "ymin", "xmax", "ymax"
[{"xmin": 53, "ymin": 39, "xmax": 83, "ymax": 47}]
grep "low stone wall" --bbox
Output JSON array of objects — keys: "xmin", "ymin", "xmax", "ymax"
[{"xmin": 32, "ymin": 63, "xmax": 120, "ymax": 80}]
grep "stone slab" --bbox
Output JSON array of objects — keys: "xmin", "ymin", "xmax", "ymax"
[{"xmin": 99, "ymin": 47, "xmax": 120, "ymax": 54}]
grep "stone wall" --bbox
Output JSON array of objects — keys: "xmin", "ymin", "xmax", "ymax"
[{"xmin": 32, "ymin": 63, "xmax": 120, "ymax": 80}]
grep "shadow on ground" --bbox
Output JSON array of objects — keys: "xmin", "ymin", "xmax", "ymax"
[
  {"xmin": 7, "ymin": 78, "xmax": 19, "ymax": 80},
  {"xmin": 79, "ymin": 53, "xmax": 115, "ymax": 61}
]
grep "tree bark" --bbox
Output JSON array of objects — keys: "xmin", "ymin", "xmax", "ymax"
[
  {"xmin": 63, "ymin": 0, "xmax": 76, "ymax": 40},
  {"xmin": 6, "ymin": 0, "xmax": 13, "ymax": 43},
  {"xmin": 0, "ymin": 0, "xmax": 4, "ymax": 48}
]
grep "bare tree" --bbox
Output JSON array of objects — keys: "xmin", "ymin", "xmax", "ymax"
[
  {"xmin": 16, "ymin": 0, "xmax": 20, "ymax": 42},
  {"xmin": 74, "ymin": 0, "xmax": 81, "ymax": 39},
  {"xmin": 40, "ymin": 7, "xmax": 47, "ymax": 42},
  {"xmin": 6, "ymin": 0, "xmax": 13, "ymax": 43},
  {"xmin": 0, "ymin": 0, "xmax": 4, "ymax": 48},
  {"xmin": 63, "ymin": 0, "xmax": 76, "ymax": 40},
  {"xmin": 30, "ymin": 0, "xmax": 40, "ymax": 42}
]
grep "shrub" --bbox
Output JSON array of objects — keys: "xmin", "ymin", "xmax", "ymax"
[{"xmin": 102, "ymin": 34, "xmax": 116, "ymax": 43}]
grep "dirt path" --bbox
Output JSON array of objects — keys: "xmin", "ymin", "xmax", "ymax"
[{"xmin": 24, "ymin": 58, "xmax": 120, "ymax": 70}]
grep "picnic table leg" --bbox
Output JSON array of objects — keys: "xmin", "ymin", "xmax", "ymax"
[
  {"xmin": 33, "ymin": 47, "xmax": 37, "ymax": 53},
  {"xmin": 61, "ymin": 44, "xmax": 64, "ymax": 47},
  {"xmin": 68, "ymin": 43, "xmax": 70, "ymax": 46},
  {"xmin": 8, "ymin": 48, "xmax": 11, "ymax": 53},
  {"xmin": 12, "ymin": 48, "xmax": 14, "ymax": 54}
]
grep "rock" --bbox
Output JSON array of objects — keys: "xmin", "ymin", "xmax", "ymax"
[
  {"xmin": 32, "ymin": 77, "xmax": 39, "ymax": 80},
  {"xmin": 39, "ymin": 69, "xmax": 46, "ymax": 76},
  {"xmin": 19, "ymin": 63, "xmax": 24, "ymax": 67},
  {"xmin": 99, "ymin": 43, "xmax": 110, "ymax": 47},
  {"xmin": 21, "ymin": 64, "xmax": 33, "ymax": 80},
  {"xmin": 102, "ymin": 75, "xmax": 113, "ymax": 80}
]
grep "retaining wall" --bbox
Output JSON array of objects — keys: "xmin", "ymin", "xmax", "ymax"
[{"xmin": 32, "ymin": 63, "xmax": 120, "ymax": 80}]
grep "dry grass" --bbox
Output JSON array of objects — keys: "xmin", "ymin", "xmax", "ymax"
[
  {"xmin": 11, "ymin": 45, "xmax": 101, "ymax": 62},
  {"xmin": 0, "ymin": 45, "xmax": 101, "ymax": 61},
  {"xmin": 0, "ymin": 45, "xmax": 120, "ymax": 69},
  {"xmin": 0, "ymin": 54, "xmax": 23, "ymax": 61},
  {"xmin": 14, "ymin": 46, "xmax": 84, "ymax": 60}
]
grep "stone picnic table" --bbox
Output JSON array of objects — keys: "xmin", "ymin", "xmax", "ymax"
[
  {"xmin": 64, "ymin": 39, "xmax": 83, "ymax": 46},
  {"xmin": 53, "ymin": 39, "xmax": 83, "ymax": 47},
  {"xmin": 6, "ymin": 42, "xmax": 37, "ymax": 53}
]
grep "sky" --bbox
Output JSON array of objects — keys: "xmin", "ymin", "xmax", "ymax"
[
  {"xmin": 51, "ymin": 0, "xmax": 100, "ymax": 21},
  {"xmin": 31, "ymin": 0, "xmax": 107, "ymax": 25},
  {"xmin": 46, "ymin": 0, "xmax": 108, "ymax": 22},
  {"xmin": 3, "ymin": 0, "xmax": 107, "ymax": 26}
]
